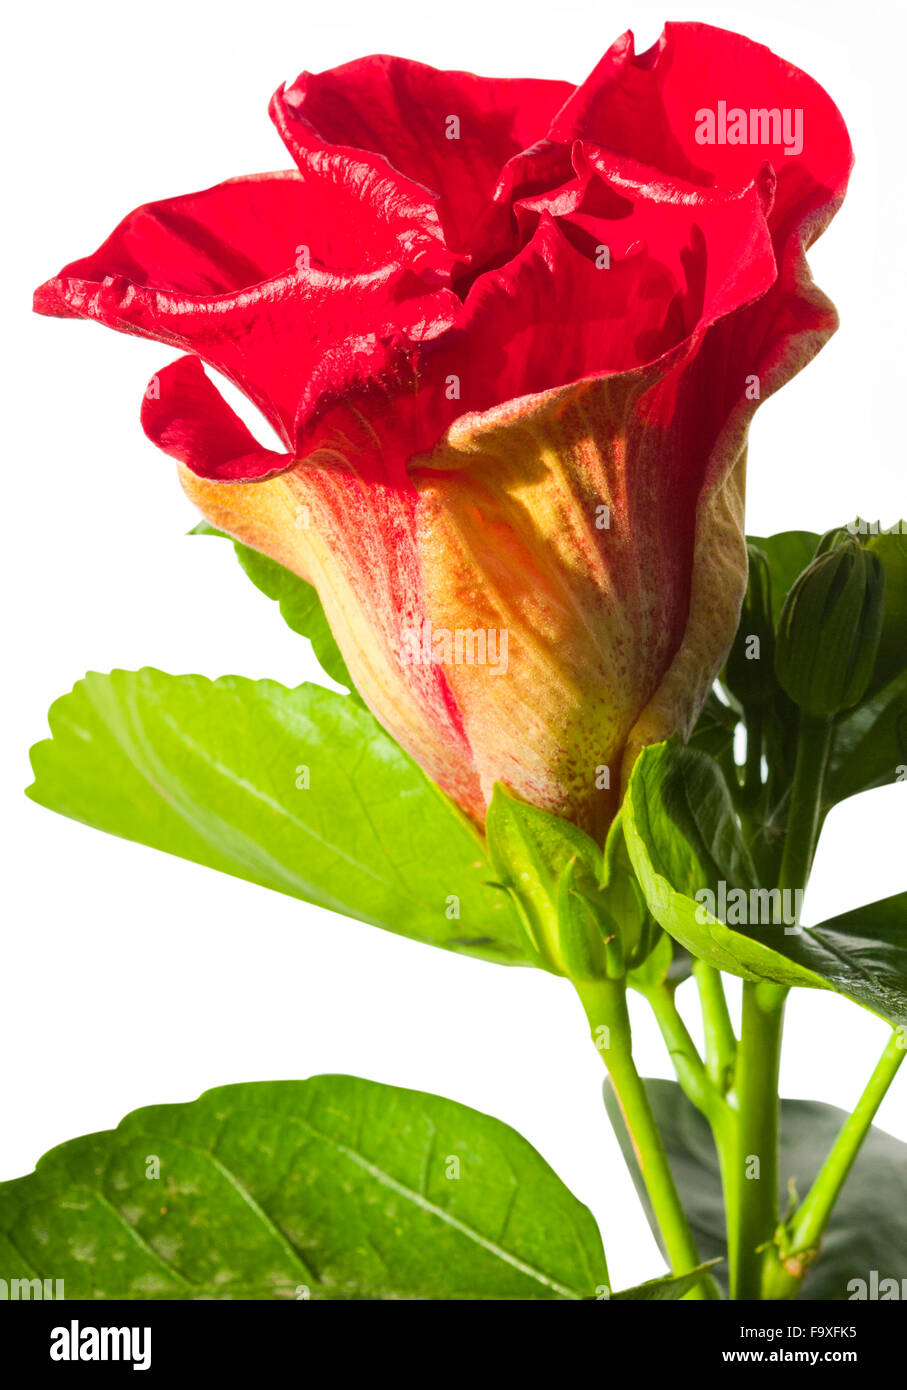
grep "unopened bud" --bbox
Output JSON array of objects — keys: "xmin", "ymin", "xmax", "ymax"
[{"xmin": 775, "ymin": 537, "xmax": 885, "ymax": 717}]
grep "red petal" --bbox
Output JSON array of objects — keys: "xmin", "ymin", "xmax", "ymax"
[
  {"xmin": 294, "ymin": 170, "xmax": 777, "ymax": 474},
  {"xmin": 141, "ymin": 356, "xmax": 292, "ymax": 482},
  {"xmin": 548, "ymin": 23, "xmax": 852, "ymax": 236},
  {"xmin": 35, "ymin": 171, "xmax": 459, "ymax": 447},
  {"xmin": 272, "ymin": 55, "xmax": 573, "ymax": 256}
]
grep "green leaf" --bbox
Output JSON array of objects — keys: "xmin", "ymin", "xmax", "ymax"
[
  {"xmin": 27, "ymin": 669, "xmax": 529, "ymax": 967},
  {"xmin": 747, "ymin": 530, "xmax": 820, "ymax": 626},
  {"xmin": 623, "ymin": 743, "xmax": 907, "ymax": 1023},
  {"xmin": 689, "ymin": 689, "xmax": 739, "ymax": 767},
  {"xmin": 800, "ymin": 894, "xmax": 907, "ymax": 1025},
  {"xmin": 610, "ymin": 1261, "xmax": 721, "ymax": 1300},
  {"xmin": 625, "ymin": 741, "xmax": 761, "ymax": 900},
  {"xmin": 623, "ymin": 741, "xmax": 819, "ymax": 987},
  {"xmin": 825, "ymin": 668, "xmax": 907, "ymax": 807},
  {"xmin": 605, "ymin": 1077, "xmax": 907, "ymax": 1301},
  {"xmin": 191, "ymin": 523, "xmax": 356, "ymax": 693},
  {"xmin": 0, "ymin": 1077, "xmax": 608, "ymax": 1300}
]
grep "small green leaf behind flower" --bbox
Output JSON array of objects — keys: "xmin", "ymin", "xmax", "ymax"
[{"xmin": 191, "ymin": 522, "xmax": 357, "ymax": 694}]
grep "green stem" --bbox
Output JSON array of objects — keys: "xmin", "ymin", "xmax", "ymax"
[
  {"xmin": 644, "ymin": 976, "xmax": 739, "ymax": 1301},
  {"xmin": 777, "ymin": 713, "xmax": 834, "ymax": 895},
  {"xmin": 764, "ymin": 1029, "xmax": 906, "ymax": 1299},
  {"xmin": 643, "ymin": 982, "xmax": 730, "ymax": 1129},
  {"xmin": 575, "ymin": 978, "xmax": 719, "ymax": 1299},
  {"xmin": 693, "ymin": 961, "xmax": 738, "ymax": 1094},
  {"xmin": 724, "ymin": 710, "xmax": 833, "ymax": 1298},
  {"xmin": 730, "ymin": 980, "xmax": 787, "ymax": 1299}
]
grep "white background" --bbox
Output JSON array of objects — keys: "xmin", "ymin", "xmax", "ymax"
[{"xmin": 3, "ymin": 0, "xmax": 905, "ymax": 1290}]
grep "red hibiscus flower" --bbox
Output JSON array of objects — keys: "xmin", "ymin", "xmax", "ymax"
[{"xmin": 34, "ymin": 22, "xmax": 852, "ymax": 836}]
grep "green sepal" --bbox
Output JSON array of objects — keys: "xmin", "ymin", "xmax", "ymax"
[
  {"xmin": 485, "ymin": 784, "xmax": 605, "ymax": 976},
  {"xmin": 601, "ymin": 810, "xmax": 655, "ymax": 968},
  {"xmin": 626, "ymin": 929, "xmax": 675, "ymax": 993},
  {"xmin": 556, "ymin": 857, "xmax": 614, "ymax": 981},
  {"xmin": 485, "ymin": 789, "xmax": 663, "ymax": 982},
  {"xmin": 864, "ymin": 523, "xmax": 907, "ymax": 692}
]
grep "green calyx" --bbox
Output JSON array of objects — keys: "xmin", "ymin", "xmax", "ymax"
[
  {"xmin": 485, "ymin": 786, "xmax": 655, "ymax": 981},
  {"xmin": 774, "ymin": 531, "xmax": 885, "ymax": 718}
]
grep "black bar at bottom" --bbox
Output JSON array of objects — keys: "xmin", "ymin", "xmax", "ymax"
[{"xmin": 1, "ymin": 1296, "xmax": 901, "ymax": 1376}]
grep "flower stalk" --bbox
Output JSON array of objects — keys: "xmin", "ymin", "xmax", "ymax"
[
  {"xmin": 729, "ymin": 980, "xmax": 788, "ymax": 1298},
  {"xmin": 575, "ymin": 978, "xmax": 720, "ymax": 1299},
  {"xmin": 693, "ymin": 962, "xmax": 738, "ymax": 1095},
  {"xmin": 777, "ymin": 713, "xmax": 834, "ymax": 895}
]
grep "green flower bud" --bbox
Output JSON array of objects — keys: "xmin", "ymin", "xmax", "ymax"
[
  {"xmin": 724, "ymin": 544, "xmax": 776, "ymax": 705},
  {"xmin": 814, "ymin": 523, "xmax": 858, "ymax": 556},
  {"xmin": 774, "ymin": 537, "xmax": 886, "ymax": 717}
]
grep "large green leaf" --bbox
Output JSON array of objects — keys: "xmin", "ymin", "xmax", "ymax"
[
  {"xmin": 192, "ymin": 523, "xmax": 356, "ymax": 693},
  {"xmin": 623, "ymin": 743, "xmax": 907, "ymax": 1023},
  {"xmin": 0, "ymin": 1077, "xmax": 607, "ymax": 1300},
  {"xmin": 26, "ymin": 669, "xmax": 528, "ymax": 967},
  {"xmin": 605, "ymin": 1078, "xmax": 907, "ymax": 1301}
]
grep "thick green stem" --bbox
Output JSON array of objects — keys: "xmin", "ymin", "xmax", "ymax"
[
  {"xmin": 730, "ymin": 980, "xmax": 787, "ymax": 1299},
  {"xmin": 693, "ymin": 961, "xmax": 738, "ymax": 1094},
  {"xmin": 724, "ymin": 709, "xmax": 833, "ymax": 1298},
  {"xmin": 575, "ymin": 978, "xmax": 718, "ymax": 1299},
  {"xmin": 764, "ymin": 1029, "xmax": 906, "ymax": 1299}
]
